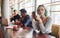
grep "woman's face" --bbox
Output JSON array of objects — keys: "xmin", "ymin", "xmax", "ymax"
[{"xmin": 38, "ymin": 6, "xmax": 45, "ymax": 16}]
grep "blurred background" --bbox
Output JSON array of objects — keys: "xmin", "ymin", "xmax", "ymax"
[
  {"xmin": 0, "ymin": 0, "xmax": 60, "ymax": 38},
  {"xmin": 0, "ymin": 0, "xmax": 60, "ymax": 25}
]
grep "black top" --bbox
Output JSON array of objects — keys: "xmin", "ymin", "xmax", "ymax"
[{"xmin": 10, "ymin": 14, "xmax": 20, "ymax": 22}]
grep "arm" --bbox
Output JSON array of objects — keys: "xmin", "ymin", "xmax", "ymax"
[
  {"xmin": 24, "ymin": 18, "xmax": 32, "ymax": 26},
  {"xmin": 32, "ymin": 19, "xmax": 37, "ymax": 30},
  {"xmin": 39, "ymin": 17, "xmax": 52, "ymax": 34},
  {"xmin": 23, "ymin": 15, "xmax": 32, "ymax": 27}
]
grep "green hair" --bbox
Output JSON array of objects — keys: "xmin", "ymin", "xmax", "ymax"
[{"xmin": 37, "ymin": 5, "xmax": 48, "ymax": 16}]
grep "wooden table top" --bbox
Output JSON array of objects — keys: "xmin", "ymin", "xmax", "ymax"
[{"xmin": 5, "ymin": 26, "xmax": 55, "ymax": 38}]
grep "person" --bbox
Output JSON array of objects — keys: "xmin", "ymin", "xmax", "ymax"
[
  {"xmin": 32, "ymin": 5, "xmax": 52, "ymax": 35},
  {"xmin": 10, "ymin": 10, "xmax": 20, "ymax": 22},
  {"xmin": 20, "ymin": 9, "xmax": 32, "ymax": 29}
]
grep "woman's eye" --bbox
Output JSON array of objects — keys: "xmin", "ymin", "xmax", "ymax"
[{"xmin": 41, "ymin": 9, "xmax": 44, "ymax": 11}]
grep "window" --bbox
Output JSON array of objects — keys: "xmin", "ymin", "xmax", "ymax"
[
  {"xmin": 19, "ymin": 0, "xmax": 35, "ymax": 16},
  {"xmin": 24, "ymin": 0, "xmax": 35, "ymax": 16},
  {"xmin": 9, "ymin": 0, "xmax": 60, "ymax": 25},
  {"xmin": 36, "ymin": 0, "xmax": 60, "ymax": 25},
  {"xmin": 50, "ymin": 0, "xmax": 60, "ymax": 25}
]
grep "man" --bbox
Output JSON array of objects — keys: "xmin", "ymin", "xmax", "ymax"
[
  {"xmin": 20, "ymin": 9, "xmax": 32, "ymax": 28},
  {"xmin": 10, "ymin": 10, "xmax": 20, "ymax": 22}
]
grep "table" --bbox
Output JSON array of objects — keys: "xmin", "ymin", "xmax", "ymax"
[
  {"xmin": 33, "ymin": 34, "xmax": 56, "ymax": 38},
  {"xmin": 48, "ymin": 35, "xmax": 56, "ymax": 38},
  {"xmin": 14, "ymin": 28, "xmax": 33, "ymax": 38},
  {"xmin": 5, "ymin": 26, "xmax": 33, "ymax": 38},
  {"xmin": 5, "ymin": 25, "xmax": 56, "ymax": 38}
]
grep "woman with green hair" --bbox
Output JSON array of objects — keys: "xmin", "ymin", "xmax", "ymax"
[{"xmin": 32, "ymin": 5, "xmax": 52, "ymax": 35}]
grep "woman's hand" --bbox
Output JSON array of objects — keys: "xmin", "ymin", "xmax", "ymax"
[
  {"xmin": 36, "ymin": 16, "xmax": 42, "ymax": 24},
  {"xmin": 32, "ymin": 13, "xmax": 37, "ymax": 19},
  {"xmin": 32, "ymin": 14, "xmax": 43, "ymax": 24}
]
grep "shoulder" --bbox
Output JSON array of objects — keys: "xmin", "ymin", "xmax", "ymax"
[
  {"xmin": 26, "ymin": 15, "xmax": 30, "ymax": 17},
  {"xmin": 26, "ymin": 15, "xmax": 30, "ymax": 19},
  {"xmin": 47, "ymin": 16, "xmax": 52, "ymax": 19},
  {"xmin": 47, "ymin": 16, "xmax": 52, "ymax": 21}
]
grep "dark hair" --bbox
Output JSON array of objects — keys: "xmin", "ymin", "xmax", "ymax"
[
  {"xmin": 20, "ymin": 9, "xmax": 27, "ymax": 13},
  {"xmin": 32, "ymin": 11, "xmax": 36, "ymax": 16},
  {"xmin": 32, "ymin": 11, "xmax": 36, "ymax": 14},
  {"xmin": 14, "ymin": 10, "xmax": 16, "ymax": 12},
  {"xmin": 37, "ymin": 5, "xmax": 48, "ymax": 16}
]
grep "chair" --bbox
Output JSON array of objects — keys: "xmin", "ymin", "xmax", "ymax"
[{"xmin": 52, "ymin": 24, "xmax": 60, "ymax": 38}]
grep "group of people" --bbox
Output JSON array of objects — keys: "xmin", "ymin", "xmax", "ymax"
[{"xmin": 10, "ymin": 5, "xmax": 52, "ymax": 35}]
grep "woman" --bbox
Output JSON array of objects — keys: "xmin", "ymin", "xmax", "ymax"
[{"xmin": 32, "ymin": 5, "xmax": 52, "ymax": 35}]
